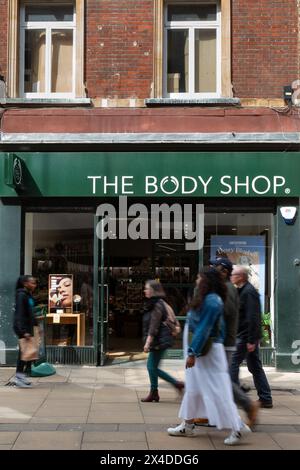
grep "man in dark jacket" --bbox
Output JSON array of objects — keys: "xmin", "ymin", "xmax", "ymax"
[
  {"xmin": 230, "ymin": 266, "xmax": 273, "ymax": 408},
  {"xmin": 195, "ymin": 258, "xmax": 259, "ymax": 427}
]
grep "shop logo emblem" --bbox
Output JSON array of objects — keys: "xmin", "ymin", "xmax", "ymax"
[
  {"xmin": 13, "ymin": 157, "xmax": 23, "ymax": 187},
  {"xmin": 160, "ymin": 176, "xmax": 179, "ymax": 194}
]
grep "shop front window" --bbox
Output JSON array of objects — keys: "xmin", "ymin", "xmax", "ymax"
[
  {"xmin": 204, "ymin": 212, "xmax": 274, "ymax": 346},
  {"xmin": 25, "ymin": 212, "xmax": 94, "ymax": 347}
]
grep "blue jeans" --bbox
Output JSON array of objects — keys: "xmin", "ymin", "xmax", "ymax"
[
  {"xmin": 146, "ymin": 350, "xmax": 177, "ymax": 391},
  {"xmin": 230, "ymin": 339, "xmax": 272, "ymax": 403}
]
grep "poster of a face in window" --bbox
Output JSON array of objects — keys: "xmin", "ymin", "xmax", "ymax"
[
  {"xmin": 210, "ymin": 236, "xmax": 266, "ymax": 311},
  {"xmin": 48, "ymin": 275, "xmax": 73, "ymax": 313}
]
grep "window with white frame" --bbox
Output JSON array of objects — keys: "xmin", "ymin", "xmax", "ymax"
[
  {"xmin": 164, "ymin": 1, "xmax": 221, "ymax": 98},
  {"xmin": 20, "ymin": 3, "xmax": 76, "ymax": 98}
]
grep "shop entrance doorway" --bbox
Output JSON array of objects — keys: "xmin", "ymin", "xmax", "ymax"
[{"xmin": 98, "ymin": 227, "xmax": 199, "ymax": 365}]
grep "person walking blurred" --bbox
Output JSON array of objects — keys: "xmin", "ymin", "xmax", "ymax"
[
  {"xmin": 210, "ymin": 258, "xmax": 260, "ymax": 426},
  {"xmin": 230, "ymin": 265, "xmax": 273, "ymax": 408},
  {"xmin": 141, "ymin": 280, "xmax": 184, "ymax": 402},
  {"xmin": 13, "ymin": 275, "xmax": 38, "ymax": 388},
  {"xmin": 168, "ymin": 268, "xmax": 251, "ymax": 445}
]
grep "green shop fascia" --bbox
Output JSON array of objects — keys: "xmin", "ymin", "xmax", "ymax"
[{"xmin": 0, "ymin": 151, "xmax": 300, "ymax": 370}]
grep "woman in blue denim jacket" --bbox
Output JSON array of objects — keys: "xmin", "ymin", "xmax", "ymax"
[
  {"xmin": 187, "ymin": 291, "xmax": 225, "ymax": 358},
  {"xmin": 168, "ymin": 268, "xmax": 251, "ymax": 446}
]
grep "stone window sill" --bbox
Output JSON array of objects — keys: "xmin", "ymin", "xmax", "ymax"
[
  {"xmin": 145, "ymin": 98, "xmax": 240, "ymax": 106},
  {"xmin": 0, "ymin": 98, "xmax": 91, "ymax": 107}
]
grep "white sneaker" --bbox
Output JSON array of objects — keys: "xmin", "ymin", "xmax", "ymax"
[
  {"xmin": 167, "ymin": 421, "xmax": 196, "ymax": 437},
  {"xmin": 224, "ymin": 423, "xmax": 251, "ymax": 446},
  {"xmin": 13, "ymin": 378, "xmax": 32, "ymax": 388},
  {"xmin": 16, "ymin": 374, "xmax": 32, "ymax": 386}
]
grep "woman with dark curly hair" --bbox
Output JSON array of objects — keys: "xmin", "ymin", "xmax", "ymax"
[{"xmin": 167, "ymin": 268, "xmax": 251, "ymax": 446}]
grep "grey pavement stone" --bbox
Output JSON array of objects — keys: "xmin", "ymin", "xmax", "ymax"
[
  {"xmin": 0, "ymin": 432, "xmax": 19, "ymax": 444},
  {"xmin": 34, "ymin": 409, "xmax": 89, "ymax": 418},
  {"xmin": 0, "ymin": 424, "xmax": 58, "ymax": 431},
  {"xmin": 144, "ymin": 416, "xmax": 180, "ymax": 424},
  {"xmin": 257, "ymin": 415, "xmax": 300, "ymax": 425},
  {"xmin": 82, "ymin": 431, "xmax": 146, "ymax": 443},
  {"xmin": 87, "ymin": 414, "xmax": 144, "ymax": 424},
  {"xmin": 0, "ymin": 418, "xmax": 32, "ymax": 424},
  {"xmin": 270, "ymin": 432, "xmax": 300, "ymax": 450},
  {"xmin": 147, "ymin": 431, "xmax": 214, "ymax": 450},
  {"xmin": 46, "ymin": 391, "xmax": 93, "ymax": 400},
  {"xmin": 58, "ymin": 424, "xmax": 118, "ymax": 431},
  {"xmin": 92, "ymin": 387, "xmax": 138, "ymax": 403},
  {"xmin": 118, "ymin": 423, "xmax": 169, "ymax": 432},
  {"xmin": 38, "ymin": 375, "xmax": 68, "ymax": 383},
  {"xmin": 13, "ymin": 431, "xmax": 83, "ymax": 450},
  {"xmin": 209, "ymin": 431, "xmax": 282, "ymax": 450},
  {"xmin": 81, "ymin": 442, "xmax": 148, "ymax": 450},
  {"xmin": 259, "ymin": 406, "xmax": 298, "ymax": 416},
  {"xmin": 30, "ymin": 417, "xmax": 87, "ymax": 424},
  {"xmin": 255, "ymin": 424, "xmax": 298, "ymax": 433}
]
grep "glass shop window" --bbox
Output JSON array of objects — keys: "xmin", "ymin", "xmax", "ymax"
[{"xmin": 25, "ymin": 212, "xmax": 94, "ymax": 347}]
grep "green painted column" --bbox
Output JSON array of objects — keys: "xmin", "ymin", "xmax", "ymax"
[
  {"xmin": 0, "ymin": 201, "xmax": 21, "ymax": 365},
  {"xmin": 275, "ymin": 202, "xmax": 300, "ymax": 370}
]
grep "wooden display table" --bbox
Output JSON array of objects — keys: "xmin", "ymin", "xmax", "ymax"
[{"xmin": 46, "ymin": 313, "xmax": 85, "ymax": 346}]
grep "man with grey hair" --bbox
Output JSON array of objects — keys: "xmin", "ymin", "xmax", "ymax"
[{"xmin": 230, "ymin": 265, "xmax": 273, "ymax": 408}]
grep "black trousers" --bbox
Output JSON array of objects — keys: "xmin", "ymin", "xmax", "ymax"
[
  {"xmin": 16, "ymin": 349, "xmax": 31, "ymax": 374},
  {"xmin": 230, "ymin": 338, "xmax": 272, "ymax": 403}
]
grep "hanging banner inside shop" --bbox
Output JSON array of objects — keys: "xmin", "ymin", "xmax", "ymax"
[
  {"xmin": 1, "ymin": 151, "xmax": 300, "ymax": 197},
  {"xmin": 210, "ymin": 235, "xmax": 266, "ymax": 312}
]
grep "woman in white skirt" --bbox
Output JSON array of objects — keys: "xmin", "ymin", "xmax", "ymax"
[{"xmin": 168, "ymin": 268, "xmax": 251, "ymax": 446}]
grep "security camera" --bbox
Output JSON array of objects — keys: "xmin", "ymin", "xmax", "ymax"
[{"xmin": 280, "ymin": 207, "xmax": 297, "ymax": 225}]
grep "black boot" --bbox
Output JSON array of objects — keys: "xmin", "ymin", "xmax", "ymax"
[{"xmin": 141, "ymin": 390, "xmax": 160, "ymax": 402}]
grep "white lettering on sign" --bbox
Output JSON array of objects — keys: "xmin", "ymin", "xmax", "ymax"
[
  {"xmin": 220, "ymin": 175, "xmax": 287, "ymax": 195},
  {"xmin": 122, "ymin": 176, "xmax": 134, "ymax": 194},
  {"xmin": 87, "ymin": 176, "xmax": 134, "ymax": 195},
  {"xmin": 145, "ymin": 176, "xmax": 213, "ymax": 195},
  {"xmin": 87, "ymin": 176, "xmax": 102, "ymax": 194},
  {"xmin": 88, "ymin": 175, "xmax": 288, "ymax": 196}
]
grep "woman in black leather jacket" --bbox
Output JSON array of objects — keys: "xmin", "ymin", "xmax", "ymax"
[{"xmin": 141, "ymin": 280, "xmax": 184, "ymax": 402}]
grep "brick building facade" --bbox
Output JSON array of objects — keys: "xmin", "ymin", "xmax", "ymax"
[{"xmin": 0, "ymin": 1, "xmax": 300, "ymax": 369}]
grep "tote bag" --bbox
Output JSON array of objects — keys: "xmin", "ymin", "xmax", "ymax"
[{"xmin": 19, "ymin": 336, "xmax": 39, "ymax": 361}]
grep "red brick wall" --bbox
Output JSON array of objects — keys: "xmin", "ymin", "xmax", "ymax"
[
  {"xmin": 0, "ymin": 1, "xmax": 298, "ymax": 100},
  {"xmin": 232, "ymin": 0, "xmax": 299, "ymax": 98},
  {"xmin": 85, "ymin": 0, "xmax": 154, "ymax": 99},
  {"xmin": 0, "ymin": 0, "xmax": 8, "ymax": 80}
]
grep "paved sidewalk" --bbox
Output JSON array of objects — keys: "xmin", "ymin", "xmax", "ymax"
[{"xmin": 0, "ymin": 361, "xmax": 300, "ymax": 450}]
